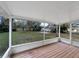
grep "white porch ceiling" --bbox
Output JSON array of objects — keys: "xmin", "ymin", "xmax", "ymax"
[{"xmin": 0, "ymin": 1, "xmax": 79, "ymax": 24}]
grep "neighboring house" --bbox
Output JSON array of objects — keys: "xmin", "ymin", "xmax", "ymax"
[
  {"xmin": 72, "ymin": 23, "xmax": 79, "ymax": 33},
  {"xmin": 0, "ymin": 16, "xmax": 4, "ymax": 25},
  {"xmin": 68, "ymin": 23, "xmax": 79, "ymax": 33}
]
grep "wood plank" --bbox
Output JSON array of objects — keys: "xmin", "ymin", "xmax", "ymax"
[{"xmin": 11, "ymin": 42, "xmax": 79, "ymax": 58}]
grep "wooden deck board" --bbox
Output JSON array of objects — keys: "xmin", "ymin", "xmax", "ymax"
[{"xmin": 11, "ymin": 42, "xmax": 79, "ymax": 58}]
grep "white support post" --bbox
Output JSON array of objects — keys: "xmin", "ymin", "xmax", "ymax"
[
  {"xmin": 70, "ymin": 23, "xmax": 72, "ymax": 45},
  {"xmin": 43, "ymin": 23, "xmax": 45, "ymax": 41},
  {"xmin": 56, "ymin": 25, "xmax": 58, "ymax": 36},
  {"xmin": 9, "ymin": 17, "xmax": 12, "ymax": 47},
  {"xmin": 59, "ymin": 25, "xmax": 61, "ymax": 41}
]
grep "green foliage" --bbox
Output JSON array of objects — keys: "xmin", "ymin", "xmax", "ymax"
[
  {"xmin": 60, "ymin": 23, "xmax": 68, "ymax": 33},
  {"xmin": 0, "ymin": 18, "xmax": 9, "ymax": 32},
  {"xmin": 32, "ymin": 22, "xmax": 41, "ymax": 31}
]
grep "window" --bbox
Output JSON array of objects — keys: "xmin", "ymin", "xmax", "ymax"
[
  {"xmin": 60, "ymin": 23, "xmax": 70, "ymax": 39},
  {"xmin": 12, "ymin": 19, "xmax": 43, "ymax": 45},
  {"xmin": 44, "ymin": 23, "xmax": 58, "ymax": 40},
  {"xmin": 0, "ymin": 17, "xmax": 9, "ymax": 57},
  {"xmin": 72, "ymin": 22, "xmax": 79, "ymax": 42}
]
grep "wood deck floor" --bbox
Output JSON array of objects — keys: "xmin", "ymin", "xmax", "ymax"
[{"xmin": 11, "ymin": 42, "xmax": 79, "ymax": 58}]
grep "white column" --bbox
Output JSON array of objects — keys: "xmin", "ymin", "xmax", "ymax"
[
  {"xmin": 43, "ymin": 23, "xmax": 45, "ymax": 40},
  {"xmin": 56, "ymin": 25, "xmax": 58, "ymax": 36},
  {"xmin": 9, "ymin": 17, "xmax": 12, "ymax": 47},
  {"xmin": 70, "ymin": 23, "xmax": 72, "ymax": 44},
  {"xmin": 59, "ymin": 25, "xmax": 60, "ymax": 39}
]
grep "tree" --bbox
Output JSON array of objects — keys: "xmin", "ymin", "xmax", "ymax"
[
  {"xmin": 12, "ymin": 18, "xmax": 17, "ymax": 31},
  {"xmin": 32, "ymin": 22, "xmax": 41, "ymax": 31},
  {"xmin": 60, "ymin": 23, "xmax": 69, "ymax": 33},
  {"xmin": 27, "ymin": 20, "xmax": 33, "ymax": 31},
  {"xmin": 27, "ymin": 21, "xmax": 41, "ymax": 31}
]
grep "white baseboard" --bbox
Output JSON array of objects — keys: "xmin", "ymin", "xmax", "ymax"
[
  {"xmin": 2, "ymin": 47, "xmax": 12, "ymax": 58},
  {"xmin": 60, "ymin": 38, "xmax": 79, "ymax": 47},
  {"xmin": 60, "ymin": 38, "xmax": 71, "ymax": 44},
  {"xmin": 11, "ymin": 37, "xmax": 59, "ymax": 54},
  {"xmin": 72, "ymin": 41, "xmax": 79, "ymax": 47}
]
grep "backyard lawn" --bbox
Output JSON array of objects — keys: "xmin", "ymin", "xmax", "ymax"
[
  {"xmin": 12, "ymin": 31, "xmax": 57, "ymax": 45},
  {"xmin": 61, "ymin": 33, "xmax": 79, "ymax": 42},
  {"xmin": 0, "ymin": 32, "xmax": 9, "ymax": 57},
  {"xmin": 61, "ymin": 33, "xmax": 70, "ymax": 39},
  {"xmin": 72, "ymin": 33, "xmax": 79, "ymax": 42}
]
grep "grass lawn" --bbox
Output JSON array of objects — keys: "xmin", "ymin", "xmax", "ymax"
[
  {"xmin": 72, "ymin": 33, "xmax": 79, "ymax": 42},
  {"xmin": 0, "ymin": 32, "xmax": 9, "ymax": 57},
  {"xmin": 61, "ymin": 33, "xmax": 79, "ymax": 42},
  {"xmin": 12, "ymin": 32, "xmax": 79, "ymax": 44},
  {"xmin": 61, "ymin": 33, "xmax": 70, "ymax": 39},
  {"xmin": 12, "ymin": 31, "xmax": 57, "ymax": 45}
]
